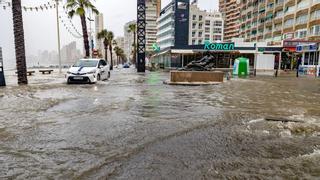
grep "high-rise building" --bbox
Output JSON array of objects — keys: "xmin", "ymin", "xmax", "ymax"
[
  {"xmin": 189, "ymin": 3, "xmax": 224, "ymax": 45},
  {"xmin": 124, "ymin": 20, "xmax": 136, "ymax": 59},
  {"xmin": 115, "ymin": 37, "xmax": 125, "ymax": 51},
  {"xmin": 157, "ymin": 0, "xmax": 190, "ymax": 49},
  {"xmin": 145, "ymin": 0, "xmax": 161, "ymax": 53},
  {"xmin": 95, "ymin": 13, "xmax": 104, "ymax": 51},
  {"xmin": 157, "ymin": 0, "xmax": 224, "ymax": 48},
  {"xmin": 61, "ymin": 41, "xmax": 82, "ymax": 64},
  {"xmin": 238, "ymin": 0, "xmax": 320, "ymax": 43},
  {"xmin": 219, "ymin": 0, "xmax": 240, "ymax": 41}
]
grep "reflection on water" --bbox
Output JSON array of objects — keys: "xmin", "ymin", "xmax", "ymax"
[{"xmin": 0, "ymin": 69, "xmax": 319, "ymax": 179}]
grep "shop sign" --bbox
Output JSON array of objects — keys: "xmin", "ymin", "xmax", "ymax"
[
  {"xmin": 296, "ymin": 43, "xmax": 318, "ymax": 52},
  {"xmin": 152, "ymin": 43, "xmax": 160, "ymax": 52},
  {"xmin": 204, "ymin": 41, "xmax": 235, "ymax": 51}
]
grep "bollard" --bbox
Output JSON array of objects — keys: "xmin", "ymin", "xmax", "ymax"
[{"xmin": 0, "ymin": 47, "xmax": 6, "ymax": 86}]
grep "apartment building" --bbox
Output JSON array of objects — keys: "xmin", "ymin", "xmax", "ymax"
[
  {"xmin": 156, "ymin": 1, "xmax": 177, "ymax": 49},
  {"xmin": 146, "ymin": 0, "xmax": 161, "ymax": 53},
  {"xmin": 239, "ymin": 0, "xmax": 320, "ymax": 42},
  {"xmin": 95, "ymin": 13, "xmax": 104, "ymax": 51},
  {"xmin": 124, "ymin": 20, "xmax": 136, "ymax": 59},
  {"xmin": 189, "ymin": 3, "xmax": 224, "ymax": 45},
  {"xmin": 219, "ymin": 0, "xmax": 241, "ymax": 41}
]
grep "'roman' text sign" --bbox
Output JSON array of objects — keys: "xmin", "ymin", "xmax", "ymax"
[{"xmin": 204, "ymin": 41, "xmax": 235, "ymax": 51}]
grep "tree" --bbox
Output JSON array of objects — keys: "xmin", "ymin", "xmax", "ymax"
[
  {"xmin": 127, "ymin": 23, "xmax": 136, "ymax": 65},
  {"xmin": 66, "ymin": 0, "xmax": 99, "ymax": 57},
  {"xmin": 114, "ymin": 46, "xmax": 120, "ymax": 65},
  {"xmin": 114, "ymin": 46, "xmax": 125, "ymax": 65},
  {"xmin": 12, "ymin": 0, "xmax": 28, "ymax": 84},
  {"xmin": 97, "ymin": 29, "xmax": 108, "ymax": 62},
  {"xmin": 106, "ymin": 31, "xmax": 114, "ymax": 70}
]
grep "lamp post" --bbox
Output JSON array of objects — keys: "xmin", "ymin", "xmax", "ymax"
[{"xmin": 55, "ymin": 0, "xmax": 62, "ymax": 74}]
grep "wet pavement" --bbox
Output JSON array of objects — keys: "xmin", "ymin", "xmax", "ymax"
[{"xmin": 0, "ymin": 68, "xmax": 319, "ymax": 179}]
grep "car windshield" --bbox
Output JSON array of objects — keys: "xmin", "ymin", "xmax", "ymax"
[{"xmin": 73, "ymin": 60, "xmax": 98, "ymax": 67}]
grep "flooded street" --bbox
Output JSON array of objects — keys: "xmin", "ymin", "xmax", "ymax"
[{"xmin": 0, "ymin": 69, "xmax": 319, "ymax": 179}]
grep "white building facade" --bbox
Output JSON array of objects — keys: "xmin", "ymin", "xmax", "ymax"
[
  {"xmin": 124, "ymin": 20, "xmax": 136, "ymax": 59},
  {"xmin": 95, "ymin": 13, "xmax": 104, "ymax": 51},
  {"xmin": 156, "ymin": 2, "xmax": 175, "ymax": 50},
  {"xmin": 146, "ymin": 0, "xmax": 160, "ymax": 53},
  {"xmin": 157, "ymin": 1, "xmax": 224, "ymax": 50},
  {"xmin": 189, "ymin": 4, "xmax": 224, "ymax": 45}
]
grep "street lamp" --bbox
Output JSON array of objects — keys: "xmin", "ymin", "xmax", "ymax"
[{"xmin": 54, "ymin": 0, "xmax": 62, "ymax": 74}]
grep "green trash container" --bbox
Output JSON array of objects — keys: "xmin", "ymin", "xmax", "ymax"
[{"xmin": 233, "ymin": 57, "xmax": 249, "ymax": 76}]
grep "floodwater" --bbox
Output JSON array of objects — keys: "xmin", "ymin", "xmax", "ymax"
[{"xmin": 0, "ymin": 68, "xmax": 319, "ymax": 179}]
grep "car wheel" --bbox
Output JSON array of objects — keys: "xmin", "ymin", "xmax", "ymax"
[{"xmin": 97, "ymin": 74, "xmax": 101, "ymax": 81}]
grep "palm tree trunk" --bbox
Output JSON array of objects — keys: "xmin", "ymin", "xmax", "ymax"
[
  {"xmin": 104, "ymin": 39, "xmax": 108, "ymax": 61},
  {"xmin": 80, "ymin": 14, "xmax": 90, "ymax": 57},
  {"xmin": 12, "ymin": 0, "xmax": 28, "ymax": 84},
  {"xmin": 133, "ymin": 32, "xmax": 136, "ymax": 66},
  {"xmin": 109, "ymin": 45, "xmax": 113, "ymax": 70}
]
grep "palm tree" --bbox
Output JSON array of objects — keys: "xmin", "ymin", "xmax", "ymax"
[
  {"xmin": 12, "ymin": 0, "xmax": 28, "ymax": 84},
  {"xmin": 114, "ymin": 46, "xmax": 125, "ymax": 65},
  {"xmin": 66, "ymin": 0, "xmax": 99, "ymax": 57},
  {"xmin": 127, "ymin": 23, "xmax": 136, "ymax": 65},
  {"xmin": 114, "ymin": 46, "xmax": 120, "ymax": 65},
  {"xmin": 106, "ymin": 31, "xmax": 114, "ymax": 70},
  {"xmin": 97, "ymin": 29, "xmax": 108, "ymax": 62}
]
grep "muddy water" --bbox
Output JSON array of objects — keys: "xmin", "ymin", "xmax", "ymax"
[{"xmin": 0, "ymin": 69, "xmax": 319, "ymax": 179}]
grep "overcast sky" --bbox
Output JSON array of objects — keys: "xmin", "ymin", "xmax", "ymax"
[{"xmin": 0, "ymin": 0, "xmax": 218, "ymax": 62}]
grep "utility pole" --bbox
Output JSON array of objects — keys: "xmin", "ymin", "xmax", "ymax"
[{"xmin": 55, "ymin": 0, "xmax": 62, "ymax": 73}]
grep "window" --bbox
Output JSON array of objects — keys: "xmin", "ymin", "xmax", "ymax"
[
  {"xmin": 192, "ymin": 39, "xmax": 196, "ymax": 45},
  {"xmin": 284, "ymin": 19, "xmax": 294, "ymax": 28},
  {"xmin": 192, "ymin": 23, "xmax": 196, "ymax": 29},
  {"xmin": 198, "ymin": 32, "xmax": 203, "ymax": 37},
  {"xmin": 192, "ymin": 31, "xmax": 196, "ymax": 37},
  {"xmin": 199, "ymin": 23, "xmax": 203, "ymax": 29},
  {"xmin": 205, "ymin": 20, "xmax": 210, "ymax": 26},
  {"xmin": 214, "ymin": 21, "xmax": 222, "ymax": 26},
  {"xmin": 199, "ymin": 15, "xmax": 203, "ymax": 21},
  {"xmin": 198, "ymin": 39, "xmax": 203, "ymax": 44},
  {"xmin": 192, "ymin": 15, "xmax": 197, "ymax": 20},
  {"xmin": 213, "ymin": 35, "xmax": 222, "ymax": 41},
  {"xmin": 296, "ymin": 14, "xmax": 308, "ymax": 25},
  {"xmin": 295, "ymin": 29, "xmax": 307, "ymax": 38},
  {"xmin": 205, "ymin": 27, "xmax": 210, "ymax": 33},
  {"xmin": 205, "ymin": 34, "xmax": 210, "ymax": 40},
  {"xmin": 311, "ymin": 10, "xmax": 320, "ymax": 20},
  {"xmin": 310, "ymin": 25, "xmax": 320, "ymax": 36},
  {"xmin": 213, "ymin": 28, "xmax": 222, "ymax": 33}
]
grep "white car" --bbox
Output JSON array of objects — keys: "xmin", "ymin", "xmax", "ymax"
[{"xmin": 66, "ymin": 59, "xmax": 110, "ymax": 84}]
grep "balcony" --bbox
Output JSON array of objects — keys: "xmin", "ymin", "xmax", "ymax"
[
  {"xmin": 311, "ymin": 12, "xmax": 320, "ymax": 20},
  {"xmin": 297, "ymin": 2, "xmax": 309, "ymax": 10},
  {"xmin": 283, "ymin": 23, "xmax": 293, "ymax": 28}
]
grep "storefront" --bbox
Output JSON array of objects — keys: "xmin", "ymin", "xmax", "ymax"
[
  {"xmin": 151, "ymin": 40, "xmax": 281, "ymax": 70},
  {"xmin": 296, "ymin": 43, "xmax": 320, "ymax": 77}
]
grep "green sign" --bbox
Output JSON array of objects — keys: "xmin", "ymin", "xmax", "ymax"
[
  {"xmin": 152, "ymin": 43, "xmax": 160, "ymax": 52},
  {"xmin": 204, "ymin": 41, "xmax": 235, "ymax": 51},
  {"xmin": 258, "ymin": 47, "xmax": 265, "ymax": 52}
]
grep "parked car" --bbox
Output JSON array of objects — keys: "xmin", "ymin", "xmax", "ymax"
[{"xmin": 66, "ymin": 59, "xmax": 110, "ymax": 84}]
